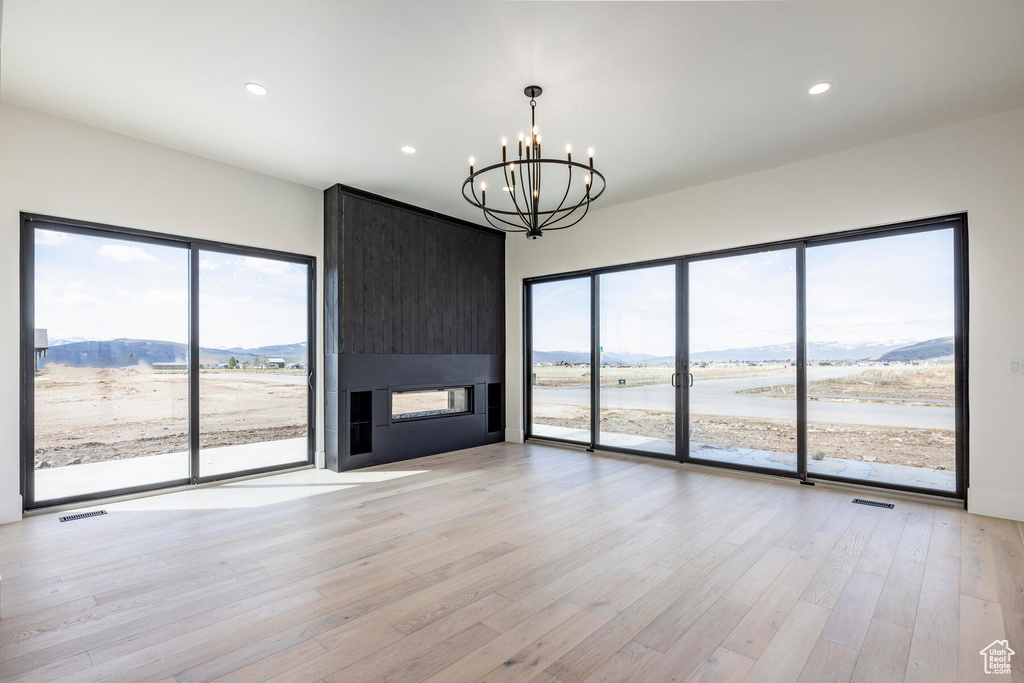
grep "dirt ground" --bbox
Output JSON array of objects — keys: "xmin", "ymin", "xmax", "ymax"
[
  {"xmin": 35, "ymin": 364, "xmax": 955, "ymax": 474},
  {"xmin": 740, "ymin": 365, "xmax": 954, "ymax": 405},
  {"xmin": 533, "ymin": 403, "xmax": 955, "ymax": 471},
  {"xmin": 34, "ymin": 365, "xmax": 306, "ymax": 469},
  {"xmin": 532, "ymin": 363, "xmax": 791, "ymax": 388}
]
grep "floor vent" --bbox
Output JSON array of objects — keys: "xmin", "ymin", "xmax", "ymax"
[
  {"xmin": 852, "ymin": 498, "xmax": 894, "ymax": 509},
  {"xmin": 59, "ymin": 510, "xmax": 107, "ymax": 523}
]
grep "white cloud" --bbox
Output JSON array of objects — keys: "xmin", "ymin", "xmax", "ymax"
[
  {"xmin": 52, "ymin": 291, "xmax": 98, "ymax": 306},
  {"xmin": 199, "ymin": 259, "xmax": 224, "ymax": 271},
  {"xmin": 97, "ymin": 244, "xmax": 159, "ymax": 263},
  {"xmin": 117, "ymin": 288, "xmax": 188, "ymax": 306},
  {"xmin": 36, "ymin": 230, "xmax": 79, "ymax": 246},
  {"xmin": 242, "ymin": 256, "xmax": 298, "ymax": 276}
]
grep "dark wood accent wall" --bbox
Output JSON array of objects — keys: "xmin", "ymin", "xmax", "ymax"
[
  {"xmin": 324, "ymin": 184, "xmax": 505, "ymax": 471},
  {"xmin": 325, "ymin": 185, "xmax": 504, "ymax": 357}
]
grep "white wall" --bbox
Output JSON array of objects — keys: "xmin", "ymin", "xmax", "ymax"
[
  {"xmin": 506, "ymin": 106, "xmax": 1024, "ymax": 522},
  {"xmin": 0, "ymin": 102, "xmax": 324, "ymax": 524}
]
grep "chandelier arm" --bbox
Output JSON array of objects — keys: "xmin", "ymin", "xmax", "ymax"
[
  {"xmin": 462, "ymin": 178, "xmax": 487, "ymax": 212},
  {"xmin": 479, "ymin": 201, "xmax": 536, "ymax": 230},
  {"xmin": 533, "ymin": 147, "xmax": 541, "ymax": 223},
  {"xmin": 538, "ymin": 189, "xmax": 591, "ymax": 231},
  {"xmin": 468, "ymin": 176, "xmax": 483, "ymax": 209},
  {"xmin": 539, "ymin": 162, "xmax": 574, "ymax": 229},
  {"xmin": 501, "ymin": 163, "xmax": 531, "ymax": 229},
  {"xmin": 482, "ymin": 209, "xmax": 528, "ymax": 233},
  {"xmin": 523, "ymin": 145, "xmax": 537, "ymax": 231},
  {"xmin": 536, "ymin": 160, "xmax": 541, "ymax": 217},
  {"xmin": 542, "ymin": 179, "xmax": 593, "ymax": 230}
]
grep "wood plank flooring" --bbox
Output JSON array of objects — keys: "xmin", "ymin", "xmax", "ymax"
[{"xmin": 0, "ymin": 442, "xmax": 1021, "ymax": 682}]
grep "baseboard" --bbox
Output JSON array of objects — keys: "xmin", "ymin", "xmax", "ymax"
[
  {"xmin": 0, "ymin": 494, "xmax": 23, "ymax": 526},
  {"xmin": 967, "ymin": 487, "xmax": 1024, "ymax": 522},
  {"xmin": 505, "ymin": 428, "xmax": 525, "ymax": 444}
]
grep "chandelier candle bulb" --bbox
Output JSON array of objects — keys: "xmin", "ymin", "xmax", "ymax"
[
  {"xmin": 501, "ymin": 138, "xmax": 507, "ymax": 161},
  {"xmin": 469, "ymin": 156, "xmax": 475, "ymax": 174}
]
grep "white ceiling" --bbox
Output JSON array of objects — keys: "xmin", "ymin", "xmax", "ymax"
[{"xmin": 2, "ymin": 0, "xmax": 1023, "ymax": 225}]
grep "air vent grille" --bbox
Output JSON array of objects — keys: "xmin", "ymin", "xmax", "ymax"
[
  {"xmin": 852, "ymin": 498, "xmax": 894, "ymax": 509},
  {"xmin": 59, "ymin": 510, "xmax": 107, "ymax": 522}
]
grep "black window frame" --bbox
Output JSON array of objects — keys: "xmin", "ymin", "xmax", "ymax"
[
  {"xmin": 523, "ymin": 213, "xmax": 969, "ymax": 502},
  {"xmin": 20, "ymin": 213, "xmax": 317, "ymax": 510}
]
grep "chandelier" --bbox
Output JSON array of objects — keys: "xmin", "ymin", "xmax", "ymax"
[{"xmin": 462, "ymin": 85, "xmax": 606, "ymax": 239}]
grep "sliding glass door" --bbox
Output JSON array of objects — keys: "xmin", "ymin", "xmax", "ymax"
[
  {"xmin": 22, "ymin": 216, "xmax": 315, "ymax": 509},
  {"xmin": 528, "ymin": 277, "xmax": 592, "ymax": 443},
  {"xmin": 805, "ymin": 230, "xmax": 958, "ymax": 492},
  {"xmin": 524, "ymin": 215, "xmax": 965, "ymax": 498},
  {"xmin": 198, "ymin": 250, "xmax": 311, "ymax": 478},
  {"xmin": 687, "ymin": 248, "xmax": 798, "ymax": 473},
  {"xmin": 597, "ymin": 265, "xmax": 677, "ymax": 457},
  {"xmin": 31, "ymin": 228, "xmax": 191, "ymax": 503}
]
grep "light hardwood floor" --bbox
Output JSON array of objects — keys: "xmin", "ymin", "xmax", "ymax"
[{"xmin": 1, "ymin": 442, "xmax": 1022, "ymax": 682}]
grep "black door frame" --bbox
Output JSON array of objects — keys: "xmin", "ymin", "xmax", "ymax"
[
  {"xmin": 681, "ymin": 241, "xmax": 806, "ymax": 480},
  {"xmin": 523, "ymin": 213, "xmax": 969, "ymax": 502},
  {"xmin": 20, "ymin": 213, "xmax": 317, "ymax": 510}
]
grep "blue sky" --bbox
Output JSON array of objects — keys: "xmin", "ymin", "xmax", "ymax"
[
  {"xmin": 35, "ymin": 229, "xmax": 308, "ymax": 349},
  {"xmin": 532, "ymin": 229, "xmax": 954, "ymax": 354}
]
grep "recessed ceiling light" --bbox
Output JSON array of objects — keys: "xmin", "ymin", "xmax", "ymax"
[
  {"xmin": 808, "ymin": 82, "xmax": 832, "ymax": 95},
  {"xmin": 245, "ymin": 83, "xmax": 269, "ymax": 96},
  {"xmin": 401, "ymin": 146, "xmax": 417, "ymax": 154}
]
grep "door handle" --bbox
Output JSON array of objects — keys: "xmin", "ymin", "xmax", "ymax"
[
  {"xmin": 671, "ymin": 373, "xmax": 679, "ymax": 388},
  {"xmin": 308, "ymin": 371, "xmax": 315, "ymax": 391},
  {"xmin": 688, "ymin": 372, "xmax": 694, "ymax": 388}
]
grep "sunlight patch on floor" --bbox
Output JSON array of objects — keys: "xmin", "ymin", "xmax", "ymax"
[{"xmin": 66, "ymin": 468, "xmax": 429, "ymax": 512}]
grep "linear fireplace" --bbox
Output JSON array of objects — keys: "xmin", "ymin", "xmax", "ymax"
[{"xmin": 391, "ymin": 386, "xmax": 474, "ymax": 422}]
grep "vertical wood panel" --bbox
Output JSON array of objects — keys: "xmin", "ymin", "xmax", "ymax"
[
  {"xmin": 426, "ymin": 220, "xmax": 439, "ymax": 353},
  {"xmin": 446, "ymin": 226, "xmax": 456, "ymax": 354},
  {"xmin": 459, "ymin": 229, "xmax": 468, "ymax": 353},
  {"xmin": 380, "ymin": 207, "xmax": 393, "ymax": 354},
  {"xmin": 345, "ymin": 197, "xmax": 362, "ymax": 354},
  {"xmin": 323, "ymin": 188, "xmax": 341, "ymax": 355},
  {"xmin": 324, "ymin": 187, "xmax": 505, "ymax": 357},
  {"xmin": 390, "ymin": 213, "xmax": 402, "ymax": 354}
]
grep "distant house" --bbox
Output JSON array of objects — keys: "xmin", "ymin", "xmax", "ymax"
[
  {"xmin": 265, "ymin": 357, "xmax": 286, "ymax": 369},
  {"xmin": 34, "ymin": 329, "xmax": 49, "ymax": 370},
  {"xmin": 153, "ymin": 362, "xmax": 188, "ymax": 370}
]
